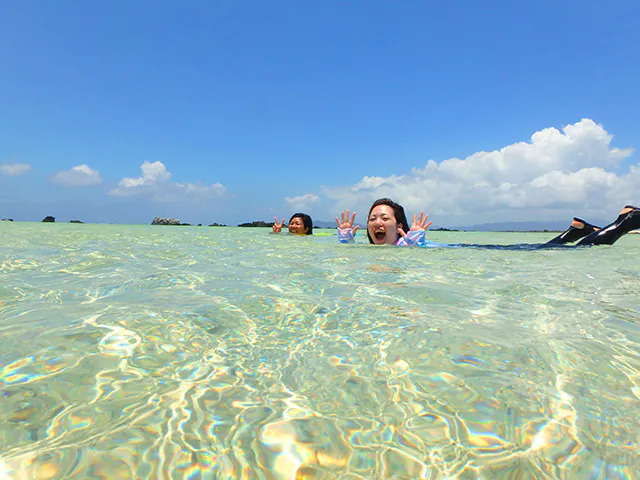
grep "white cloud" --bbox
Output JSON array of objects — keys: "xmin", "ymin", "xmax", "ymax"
[
  {"xmin": 108, "ymin": 161, "xmax": 227, "ymax": 201},
  {"xmin": 0, "ymin": 163, "xmax": 31, "ymax": 176},
  {"xmin": 284, "ymin": 193, "xmax": 320, "ymax": 211},
  {"xmin": 111, "ymin": 160, "xmax": 171, "ymax": 193},
  {"xmin": 175, "ymin": 182, "xmax": 226, "ymax": 196},
  {"xmin": 321, "ymin": 119, "xmax": 638, "ymax": 226},
  {"xmin": 52, "ymin": 164, "xmax": 103, "ymax": 186}
]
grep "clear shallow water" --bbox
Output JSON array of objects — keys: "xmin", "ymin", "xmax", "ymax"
[{"xmin": 0, "ymin": 223, "xmax": 638, "ymax": 479}]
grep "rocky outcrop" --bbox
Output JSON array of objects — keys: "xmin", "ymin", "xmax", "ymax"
[
  {"xmin": 151, "ymin": 217, "xmax": 190, "ymax": 226},
  {"xmin": 1, "ymin": 218, "xmax": 13, "ymax": 222},
  {"xmin": 42, "ymin": 216, "xmax": 55, "ymax": 223},
  {"xmin": 238, "ymin": 221, "xmax": 275, "ymax": 227},
  {"xmin": 208, "ymin": 222, "xmax": 227, "ymax": 227},
  {"xmin": 69, "ymin": 220, "xmax": 84, "ymax": 224}
]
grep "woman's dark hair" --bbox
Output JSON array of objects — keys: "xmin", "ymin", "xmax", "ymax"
[
  {"xmin": 366, "ymin": 198, "xmax": 408, "ymax": 244},
  {"xmin": 289, "ymin": 213, "xmax": 313, "ymax": 235}
]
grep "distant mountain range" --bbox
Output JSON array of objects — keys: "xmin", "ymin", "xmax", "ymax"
[
  {"xmin": 452, "ymin": 220, "xmax": 572, "ymax": 232},
  {"xmin": 312, "ymin": 220, "xmax": 338, "ymax": 229}
]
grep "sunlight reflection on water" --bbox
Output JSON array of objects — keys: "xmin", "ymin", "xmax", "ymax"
[{"xmin": 0, "ymin": 224, "xmax": 638, "ymax": 479}]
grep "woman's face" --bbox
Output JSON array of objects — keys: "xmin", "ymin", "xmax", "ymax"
[
  {"xmin": 368, "ymin": 205, "xmax": 400, "ymax": 245},
  {"xmin": 288, "ymin": 217, "xmax": 308, "ymax": 235}
]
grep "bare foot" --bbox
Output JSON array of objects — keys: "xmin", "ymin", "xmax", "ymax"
[{"xmin": 570, "ymin": 219, "xmax": 585, "ymax": 229}]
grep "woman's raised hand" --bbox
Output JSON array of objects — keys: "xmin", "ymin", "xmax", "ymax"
[
  {"xmin": 398, "ymin": 212, "xmax": 432, "ymax": 237},
  {"xmin": 411, "ymin": 212, "xmax": 432, "ymax": 231},
  {"xmin": 335, "ymin": 210, "xmax": 359, "ymax": 235},
  {"xmin": 272, "ymin": 217, "xmax": 285, "ymax": 233}
]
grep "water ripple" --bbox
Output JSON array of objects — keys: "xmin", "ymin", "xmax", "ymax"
[{"xmin": 0, "ymin": 226, "xmax": 638, "ymax": 478}]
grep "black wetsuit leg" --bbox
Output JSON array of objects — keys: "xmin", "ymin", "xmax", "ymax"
[
  {"xmin": 546, "ymin": 218, "xmax": 600, "ymax": 245},
  {"xmin": 577, "ymin": 206, "xmax": 640, "ymax": 246}
]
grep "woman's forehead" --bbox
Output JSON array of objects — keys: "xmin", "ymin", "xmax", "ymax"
[{"xmin": 369, "ymin": 205, "xmax": 394, "ymax": 217}]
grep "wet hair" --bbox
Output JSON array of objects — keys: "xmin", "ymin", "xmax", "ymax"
[
  {"xmin": 289, "ymin": 213, "xmax": 313, "ymax": 235},
  {"xmin": 366, "ymin": 198, "xmax": 409, "ymax": 244}
]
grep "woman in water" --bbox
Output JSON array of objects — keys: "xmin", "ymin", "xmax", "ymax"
[
  {"xmin": 272, "ymin": 213, "xmax": 314, "ymax": 235},
  {"xmin": 336, "ymin": 199, "xmax": 432, "ymax": 246},
  {"xmin": 336, "ymin": 198, "xmax": 640, "ymax": 247}
]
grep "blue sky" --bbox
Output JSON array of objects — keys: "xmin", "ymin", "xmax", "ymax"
[{"xmin": 1, "ymin": 1, "xmax": 638, "ymax": 227}]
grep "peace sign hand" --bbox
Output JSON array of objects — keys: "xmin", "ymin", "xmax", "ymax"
[
  {"xmin": 335, "ymin": 209, "xmax": 360, "ymax": 235},
  {"xmin": 272, "ymin": 217, "xmax": 285, "ymax": 233}
]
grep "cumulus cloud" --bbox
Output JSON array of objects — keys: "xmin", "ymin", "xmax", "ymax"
[
  {"xmin": 111, "ymin": 161, "xmax": 171, "ymax": 193},
  {"xmin": 0, "ymin": 163, "xmax": 31, "ymax": 176},
  {"xmin": 321, "ymin": 119, "xmax": 637, "ymax": 226},
  {"xmin": 285, "ymin": 193, "xmax": 320, "ymax": 210},
  {"xmin": 51, "ymin": 164, "xmax": 103, "ymax": 186},
  {"xmin": 108, "ymin": 161, "xmax": 227, "ymax": 200}
]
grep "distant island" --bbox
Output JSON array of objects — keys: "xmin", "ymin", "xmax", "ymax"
[
  {"xmin": 0, "ymin": 215, "xmax": 635, "ymax": 234},
  {"xmin": 151, "ymin": 217, "xmax": 191, "ymax": 226},
  {"xmin": 238, "ymin": 221, "xmax": 274, "ymax": 228},
  {"xmin": 37, "ymin": 216, "xmax": 87, "ymax": 223}
]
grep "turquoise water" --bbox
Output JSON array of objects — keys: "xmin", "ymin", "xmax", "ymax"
[{"xmin": 0, "ymin": 223, "xmax": 638, "ymax": 479}]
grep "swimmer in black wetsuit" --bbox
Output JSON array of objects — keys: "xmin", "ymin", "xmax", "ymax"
[
  {"xmin": 546, "ymin": 205, "xmax": 640, "ymax": 246},
  {"xmin": 577, "ymin": 205, "xmax": 640, "ymax": 245},
  {"xmin": 546, "ymin": 218, "xmax": 601, "ymax": 245}
]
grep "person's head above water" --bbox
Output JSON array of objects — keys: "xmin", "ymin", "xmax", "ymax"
[
  {"xmin": 366, "ymin": 198, "xmax": 409, "ymax": 244},
  {"xmin": 288, "ymin": 213, "xmax": 313, "ymax": 235},
  {"xmin": 336, "ymin": 198, "xmax": 432, "ymax": 245}
]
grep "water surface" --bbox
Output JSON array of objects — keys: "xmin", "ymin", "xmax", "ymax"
[{"xmin": 1, "ymin": 223, "xmax": 638, "ymax": 479}]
